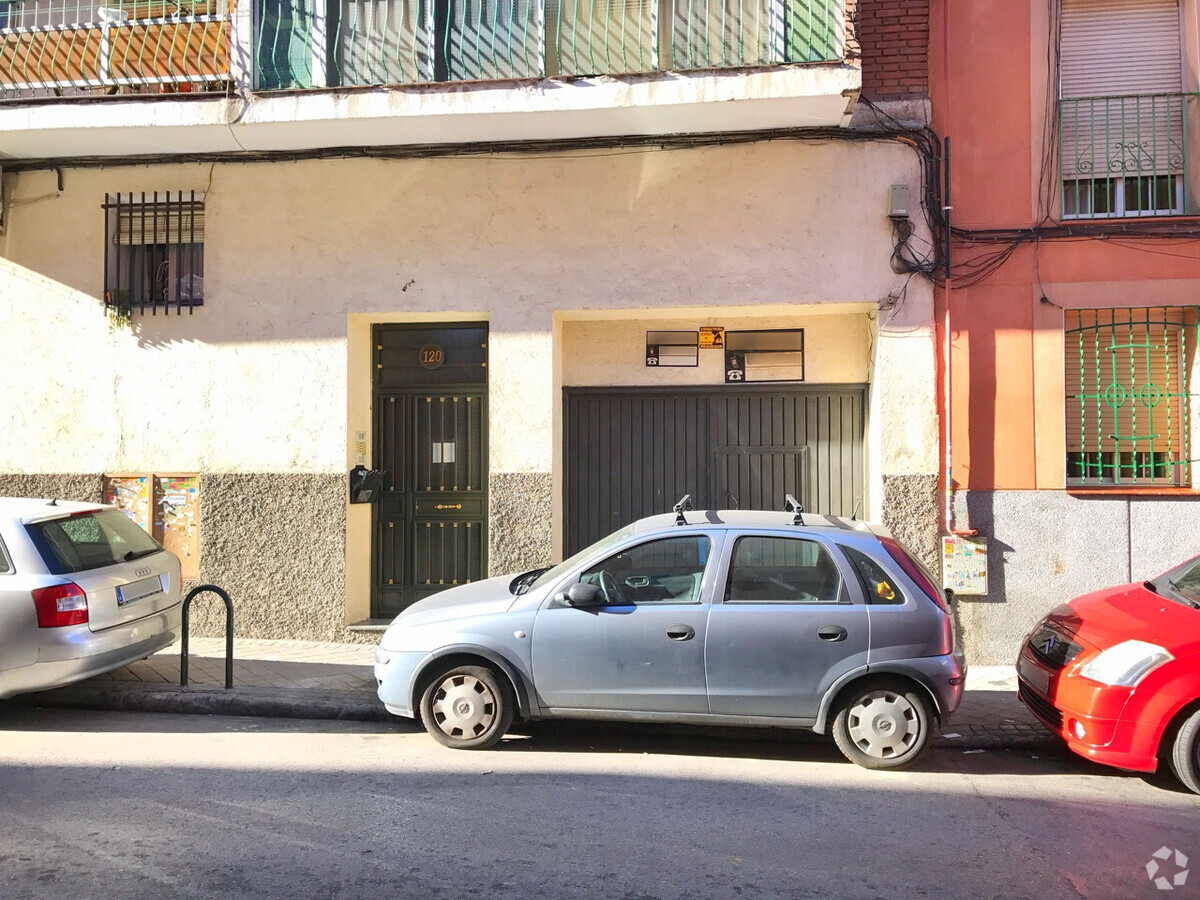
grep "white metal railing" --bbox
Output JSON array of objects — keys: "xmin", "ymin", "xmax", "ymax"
[{"xmin": 0, "ymin": 0, "xmax": 232, "ymax": 97}]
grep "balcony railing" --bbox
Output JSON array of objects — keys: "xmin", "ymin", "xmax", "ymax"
[
  {"xmin": 1060, "ymin": 93, "xmax": 1200, "ymax": 219},
  {"xmin": 257, "ymin": 0, "xmax": 842, "ymax": 87},
  {"xmin": 0, "ymin": 0, "xmax": 842, "ymax": 98},
  {"xmin": 0, "ymin": 0, "xmax": 232, "ymax": 98}
]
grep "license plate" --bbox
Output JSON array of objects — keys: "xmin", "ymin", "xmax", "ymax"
[
  {"xmin": 1017, "ymin": 655, "xmax": 1051, "ymax": 695},
  {"xmin": 117, "ymin": 575, "xmax": 164, "ymax": 606}
]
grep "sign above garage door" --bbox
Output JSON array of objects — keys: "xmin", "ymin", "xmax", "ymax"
[{"xmin": 563, "ymin": 385, "xmax": 865, "ymax": 555}]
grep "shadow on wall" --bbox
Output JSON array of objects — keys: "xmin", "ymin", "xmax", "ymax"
[
  {"xmin": 951, "ymin": 490, "xmax": 1017, "ymax": 666},
  {"xmin": 962, "ymin": 490, "xmax": 1011, "ymax": 605}
]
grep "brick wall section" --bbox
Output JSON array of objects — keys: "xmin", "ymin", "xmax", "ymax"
[
  {"xmin": 845, "ymin": 0, "xmax": 861, "ymax": 60},
  {"xmin": 857, "ymin": 0, "xmax": 929, "ymax": 101}
]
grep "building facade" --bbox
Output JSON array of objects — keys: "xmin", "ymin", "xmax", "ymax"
[
  {"xmin": 932, "ymin": 0, "xmax": 1200, "ymax": 663},
  {"xmin": 0, "ymin": 0, "xmax": 944, "ymax": 643}
]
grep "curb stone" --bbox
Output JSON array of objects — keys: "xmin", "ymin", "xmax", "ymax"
[
  {"xmin": 16, "ymin": 685, "xmax": 394, "ymax": 723},
  {"xmin": 12, "ymin": 685, "xmax": 1062, "ymax": 752},
  {"xmin": 934, "ymin": 723, "xmax": 1059, "ymax": 752}
]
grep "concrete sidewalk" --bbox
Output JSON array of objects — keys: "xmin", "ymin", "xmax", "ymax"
[{"xmin": 12, "ymin": 638, "xmax": 1056, "ymax": 751}]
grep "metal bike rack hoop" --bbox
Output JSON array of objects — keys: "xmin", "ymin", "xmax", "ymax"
[{"xmin": 180, "ymin": 584, "xmax": 234, "ymax": 689}]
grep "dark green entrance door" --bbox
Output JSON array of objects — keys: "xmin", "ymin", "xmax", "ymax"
[{"xmin": 373, "ymin": 324, "xmax": 488, "ymax": 618}]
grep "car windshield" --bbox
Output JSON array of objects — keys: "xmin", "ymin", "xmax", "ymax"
[
  {"xmin": 525, "ymin": 523, "xmax": 639, "ymax": 593},
  {"xmin": 25, "ymin": 509, "xmax": 163, "ymax": 575},
  {"xmin": 1163, "ymin": 556, "xmax": 1200, "ymax": 608}
]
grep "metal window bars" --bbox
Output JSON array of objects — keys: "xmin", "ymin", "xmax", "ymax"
[
  {"xmin": 1059, "ymin": 93, "xmax": 1193, "ymax": 219},
  {"xmin": 103, "ymin": 191, "xmax": 205, "ymax": 318},
  {"xmin": 1065, "ymin": 307, "xmax": 1200, "ymax": 487}
]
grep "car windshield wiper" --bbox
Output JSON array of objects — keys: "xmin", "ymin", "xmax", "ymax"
[
  {"xmin": 1166, "ymin": 579, "xmax": 1200, "ymax": 609},
  {"xmin": 1143, "ymin": 580, "xmax": 1159, "ymax": 594},
  {"xmin": 512, "ymin": 567, "xmax": 551, "ymax": 596}
]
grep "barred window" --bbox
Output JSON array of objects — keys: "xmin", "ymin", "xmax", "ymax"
[
  {"xmin": 104, "ymin": 192, "xmax": 204, "ymax": 316},
  {"xmin": 1065, "ymin": 307, "xmax": 1199, "ymax": 487}
]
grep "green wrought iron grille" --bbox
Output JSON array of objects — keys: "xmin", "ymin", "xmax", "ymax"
[
  {"xmin": 1065, "ymin": 307, "xmax": 1199, "ymax": 487},
  {"xmin": 1059, "ymin": 93, "xmax": 1192, "ymax": 218},
  {"xmin": 254, "ymin": 0, "xmax": 841, "ymax": 89}
]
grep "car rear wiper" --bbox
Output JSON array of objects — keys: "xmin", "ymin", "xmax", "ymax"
[{"xmin": 123, "ymin": 548, "xmax": 160, "ymax": 562}]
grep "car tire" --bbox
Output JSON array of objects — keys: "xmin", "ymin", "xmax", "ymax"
[
  {"xmin": 419, "ymin": 664, "xmax": 515, "ymax": 750},
  {"xmin": 831, "ymin": 681, "xmax": 932, "ymax": 770},
  {"xmin": 1169, "ymin": 708, "xmax": 1200, "ymax": 795}
]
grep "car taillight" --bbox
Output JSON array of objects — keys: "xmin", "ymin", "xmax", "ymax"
[
  {"xmin": 879, "ymin": 536, "xmax": 950, "ymax": 613},
  {"xmin": 32, "ymin": 583, "xmax": 88, "ymax": 627}
]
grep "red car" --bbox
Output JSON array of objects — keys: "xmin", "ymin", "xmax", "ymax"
[{"xmin": 1017, "ymin": 554, "xmax": 1200, "ymax": 793}]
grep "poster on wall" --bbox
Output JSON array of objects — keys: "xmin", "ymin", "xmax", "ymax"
[
  {"xmin": 156, "ymin": 475, "xmax": 200, "ymax": 580},
  {"xmin": 104, "ymin": 476, "xmax": 152, "ymax": 531},
  {"xmin": 942, "ymin": 535, "xmax": 988, "ymax": 596}
]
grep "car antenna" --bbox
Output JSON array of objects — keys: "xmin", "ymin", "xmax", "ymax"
[
  {"xmin": 850, "ymin": 497, "xmax": 862, "ymax": 521},
  {"xmin": 784, "ymin": 494, "xmax": 805, "ymax": 526},
  {"xmin": 47, "ymin": 498, "xmax": 57, "ymax": 506},
  {"xmin": 673, "ymin": 494, "xmax": 694, "ymax": 526}
]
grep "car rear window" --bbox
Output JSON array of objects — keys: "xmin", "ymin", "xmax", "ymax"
[
  {"xmin": 879, "ymin": 536, "xmax": 950, "ymax": 611},
  {"xmin": 26, "ymin": 509, "xmax": 163, "ymax": 575}
]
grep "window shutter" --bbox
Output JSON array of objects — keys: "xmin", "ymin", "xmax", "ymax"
[
  {"xmin": 116, "ymin": 194, "xmax": 205, "ymax": 245},
  {"xmin": 1060, "ymin": 0, "xmax": 1183, "ymax": 179},
  {"xmin": 1061, "ymin": 0, "xmax": 1182, "ymax": 98}
]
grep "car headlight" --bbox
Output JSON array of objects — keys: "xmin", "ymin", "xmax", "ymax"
[{"xmin": 1078, "ymin": 640, "xmax": 1173, "ymax": 687}]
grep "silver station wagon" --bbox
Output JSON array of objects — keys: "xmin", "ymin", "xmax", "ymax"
[
  {"xmin": 375, "ymin": 499, "xmax": 966, "ymax": 769},
  {"xmin": 0, "ymin": 498, "xmax": 183, "ymax": 699}
]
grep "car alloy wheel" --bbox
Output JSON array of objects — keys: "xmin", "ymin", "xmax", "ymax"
[
  {"xmin": 832, "ymin": 682, "xmax": 932, "ymax": 770},
  {"xmin": 419, "ymin": 664, "xmax": 515, "ymax": 750}
]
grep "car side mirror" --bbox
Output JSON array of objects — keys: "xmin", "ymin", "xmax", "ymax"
[{"xmin": 561, "ymin": 582, "xmax": 604, "ymax": 608}]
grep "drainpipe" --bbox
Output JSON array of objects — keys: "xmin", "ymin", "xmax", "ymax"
[
  {"xmin": 945, "ymin": 141, "xmax": 974, "ymax": 535},
  {"xmin": 940, "ymin": 1, "xmax": 975, "ymax": 536}
]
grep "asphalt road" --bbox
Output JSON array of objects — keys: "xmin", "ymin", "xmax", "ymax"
[{"xmin": 0, "ymin": 707, "xmax": 1195, "ymax": 900}]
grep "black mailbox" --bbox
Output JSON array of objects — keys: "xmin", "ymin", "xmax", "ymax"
[{"xmin": 349, "ymin": 465, "xmax": 384, "ymax": 504}]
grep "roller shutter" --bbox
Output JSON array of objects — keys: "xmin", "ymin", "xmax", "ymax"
[{"xmin": 1060, "ymin": 0, "xmax": 1184, "ymax": 180}]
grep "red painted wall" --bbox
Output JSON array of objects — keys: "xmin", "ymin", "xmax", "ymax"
[{"xmin": 930, "ymin": 0, "xmax": 1200, "ymax": 492}]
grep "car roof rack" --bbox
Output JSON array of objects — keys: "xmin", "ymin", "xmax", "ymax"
[
  {"xmin": 673, "ymin": 494, "xmax": 694, "ymax": 526},
  {"xmin": 784, "ymin": 494, "xmax": 805, "ymax": 526}
]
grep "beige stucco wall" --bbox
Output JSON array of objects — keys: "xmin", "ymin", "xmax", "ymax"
[
  {"xmin": 0, "ymin": 137, "xmax": 936, "ymax": 622},
  {"xmin": 559, "ymin": 307, "xmax": 872, "ymax": 387},
  {"xmin": 2, "ymin": 140, "xmax": 930, "ymax": 472}
]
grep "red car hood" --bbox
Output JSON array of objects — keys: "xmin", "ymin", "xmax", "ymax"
[{"xmin": 1050, "ymin": 583, "xmax": 1200, "ymax": 656}]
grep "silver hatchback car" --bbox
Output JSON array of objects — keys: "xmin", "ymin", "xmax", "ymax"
[
  {"xmin": 376, "ymin": 505, "xmax": 966, "ymax": 769},
  {"xmin": 0, "ymin": 498, "xmax": 183, "ymax": 699}
]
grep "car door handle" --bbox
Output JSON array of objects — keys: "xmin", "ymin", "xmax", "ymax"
[
  {"xmin": 817, "ymin": 625, "xmax": 848, "ymax": 642},
  {"xmin": 666, "ymin": 625, "xmax": 696, "ymax": 641}
]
